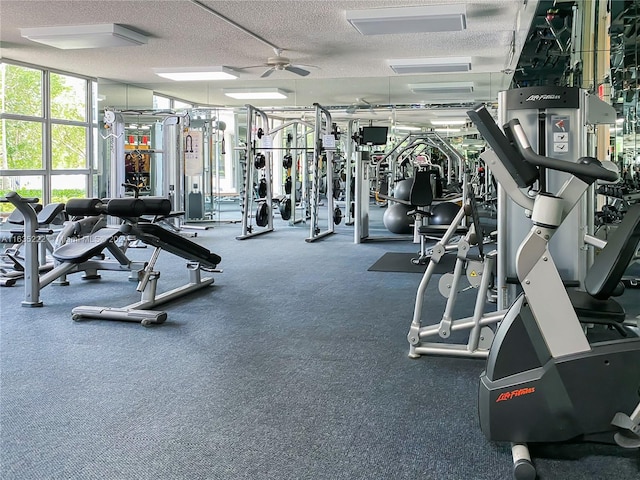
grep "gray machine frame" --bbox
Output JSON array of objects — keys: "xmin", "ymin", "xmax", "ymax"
[
  {"xmin": 407, "ymin": 201, "xmax": 504, "ymax": 358},
  {"xmin": 237, "ymin": 105, "xmax": 274, "ymax": 240},
  {"xmin": 469, "ymin": 104, "xmax": 639, "ymax": 480},
  {"xmin": 497, "ymin": 86, "xmax": 616, "ymax": 309},
  {"xmin": 353, "ymin": 131, "xmax": 464, "ymax": 244},
  {"xmin": 306, "ymin": 103, "xmax": 337, "ymax": 242}
]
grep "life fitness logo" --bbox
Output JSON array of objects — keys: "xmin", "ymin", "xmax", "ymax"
[
  {"xmin": 496, "ymin": 387, "xmax": 535, "ymax": 402},
  {"xmin": 525, "ymin": 94, "xmax": 562, "ymax": 102}
]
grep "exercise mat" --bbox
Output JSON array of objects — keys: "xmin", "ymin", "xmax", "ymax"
[{"xmin": 367, "ymin": 252, "xmax": 456, "ymax": 274}]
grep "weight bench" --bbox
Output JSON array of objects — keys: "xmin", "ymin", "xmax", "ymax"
[
  {"xmin": 134, "ymin": 222, "xmax": 221, "ymax": 268},
  {"xmin": 61, "ymin": 197, "xmax": 222, "ymax": 326}
]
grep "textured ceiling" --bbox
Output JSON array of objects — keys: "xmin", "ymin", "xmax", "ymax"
[{"xmin": 1, "ymin": 0, "xmax": 539, "ymax": 124}]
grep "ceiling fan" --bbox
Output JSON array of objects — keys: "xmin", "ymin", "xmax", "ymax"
[
  {"xmin": 242, "ymin": 48, "xmax": 315, "ymax": 78},
  {"xmin": 346, "ymin": 98, "xmax": 377, "ymax": 115}
]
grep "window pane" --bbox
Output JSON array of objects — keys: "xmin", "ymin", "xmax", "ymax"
[
  {"xmin": 153, "ymin": 95, "xmax": 171, "ymax": 110},
  {"xmin": 50, "ymin": 72, "xmax": 86, "ymax": 121},
  {"xmin": 51, "ymin": 124, "xmax": 87, "ymax": 169},
  {"xmin": 92, "ymin": 81, "xmax": 99, "ymax": 124},
  {"xmin": 1, "ymin": 119, "xmax": 44, "ymax": 169},
  {"xmin": 51, "ymin": 174, "xmax": 87, "ymax": 203},
  {"xmin": 0, "ymin": 63, "xmax": 43, "ymax": 117},
  {"xmin": 92, "ymin": 127, "xmax": 98, "ymax": 170},
  {"xmin": 0, "ymin": 175, "xmax": 43, "ymax": 215},
  {"xmin": 174, "ymin": 100, "xmax": 192, "ymax": 110}
]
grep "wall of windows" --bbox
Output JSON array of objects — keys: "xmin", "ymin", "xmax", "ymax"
[{"xmin": 0, "ymin": 61, "xmax": 96, "ymax": 213}]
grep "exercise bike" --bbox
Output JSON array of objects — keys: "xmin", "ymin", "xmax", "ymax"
[{"xmin": 467, "ymin": 104, "xmax": 640, "ymax": 480}]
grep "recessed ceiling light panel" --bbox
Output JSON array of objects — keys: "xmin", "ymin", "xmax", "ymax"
[
  {"xmin": 153, "ymin": 66, "xmax": 238, "ymax": 81},
  {"xmin": 223, "ymin": 88, "xmax": 288, "ymax": 100},
  {"xmin": 433, "ymin": 127, "xmax": 461, "ymax": 133},
  {"xmin": 430, "ymin": 119, "xmax": 468, "ymax": 126},
  {"xmin": 346, "ymin": 5, "xmax": 466, "ymax": 35},
  {"xmin": 389, "ymin": 57, "xmax": 472, "ymax": 74},
  {"xmin": 20, "ymin": 23, "xmax": 148, "ymax": 49},
  {"xmin": 409, "ymin": 82, "xmax": 474, "ymax": 94}
]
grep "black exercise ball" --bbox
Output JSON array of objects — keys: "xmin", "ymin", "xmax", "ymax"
[
  {"xmin": 430, "ymin": 202, "xmax": 459, "ymax": 225},
  {"xmin": 393, "ymin": 178, "xmax": 413, "ymax": 202},
  {"xmin": 383, "ymin": 203, "xmax": 413, "ymax": 234}
]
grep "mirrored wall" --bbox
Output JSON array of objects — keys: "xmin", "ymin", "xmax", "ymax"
[{"xmin": 610, "ymin": 0, "xmax": 639, "ymax": 181}]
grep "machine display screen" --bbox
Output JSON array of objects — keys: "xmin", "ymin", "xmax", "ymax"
[{"xmin": 360, "ymin": 126, "xmax": 388, "ymax": 146}]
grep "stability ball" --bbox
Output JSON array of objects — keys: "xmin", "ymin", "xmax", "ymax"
[
  {"xmin": 430, "ymin": 202, "xmax": 459, "ymax": 226},
  {"xmin": 383, "ymin": 203, "xmax": 413, "ymax": 234},
  {"xmin": 393, "ymin": 178, "xmax": 413, "ymax": 202}
]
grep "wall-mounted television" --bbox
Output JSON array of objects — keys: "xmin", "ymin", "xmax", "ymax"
[{"xmin": 360, "ymin": 126, "xmax": 388, "ymax": 146}]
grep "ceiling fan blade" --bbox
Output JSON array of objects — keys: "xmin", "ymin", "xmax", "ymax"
[
  {"xmin": 238, "ymin": 64, "xmax": 268, "ymax": 70},
  {"xmin": 261, "ymin": 67, "xmax": 276, "ymax": 78},
  {"xmin": 285, "ymin": 65, "xmax": 310, "ymax": 77}
]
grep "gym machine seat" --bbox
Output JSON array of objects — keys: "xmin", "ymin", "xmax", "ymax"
[{"xmin": 567, "ymin": 202, "xmax": 640, "ymax": 325}]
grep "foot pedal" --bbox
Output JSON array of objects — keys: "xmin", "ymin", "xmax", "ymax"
[{"xmin": 612, "ymin": 412, "xmax": 640, "ymax": 448}]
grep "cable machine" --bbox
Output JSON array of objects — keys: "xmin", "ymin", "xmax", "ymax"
[
  {"xmin": 101, "ymin": 108, "xmax": 188, "ymax": 213},
  {"xmin": 353, "ymin": 131, "xmax": 464, "ymax": 244},
  {"xmin": 183, "ymin": 110, "xmax": 227, "ymax": 223}
]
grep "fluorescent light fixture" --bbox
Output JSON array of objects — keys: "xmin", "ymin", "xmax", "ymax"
[
  {"xmin": 20, "ymin": 23, "xmax": 147, "ymax": 49},
  {"xmin": 388, "ymin": 57, "xmax": 472, "ymax": 75},
  {"xmin": 154, "ymin": 67, "xmax": 238, "ymax": 81},
  {"xmin": 430, "ymin": 119, "xmax": 467, "ymax": 126},
  {"xmin": 223, "ymin": 88, "xmax": 288, "ymax": 100},
  {"xmin": 395, "ymin": 125, "xmax": 422, "ymax": 131},
  {"xmin": 346, "ymin": 4, "xmax": 466, "ymax": 35},
  {"xmin": 409, "ymin": 82, "xmax": 474, "ymax": 94},
  {"xmin": 433, "ymin": 128, "xmax": 461, "ymax": 133},
  {"xmin": 461, "ymin": 138, "xmax": 485, "ymax": 147}
]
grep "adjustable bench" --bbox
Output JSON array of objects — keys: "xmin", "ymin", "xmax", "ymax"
[{"xmin": 62, "ymin": 197, "xmax": 222, "ymax": 326}]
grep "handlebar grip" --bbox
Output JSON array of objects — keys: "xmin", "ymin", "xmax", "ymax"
[
  {"xmin": 1, "ymin": 191, "xmax": 40, "ymax": 203},
  {"xmin": 506, "ymin": 119, "xmax": 618, "ymax": 183}
]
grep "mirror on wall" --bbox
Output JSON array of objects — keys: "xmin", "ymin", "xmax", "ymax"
[
  {"xmin": 97, "ymin": 79, "xmax": 154, "ymax": 110},
  {"xmin": 610, "ymin": 0, "xmax": 639, "ymax": 181}
]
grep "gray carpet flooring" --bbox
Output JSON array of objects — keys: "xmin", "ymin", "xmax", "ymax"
[{"xmin": 1, "ymin": 216, "xmax": 639, "ymax": 480}]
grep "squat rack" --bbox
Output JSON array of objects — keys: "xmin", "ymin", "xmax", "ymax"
[
  {"xmin": 237, "ymin": 104, "xmax": 273, "ymax": 240},
  {"xmin": 266, "ymin": 117, "xmax": 314, "ymax": 226},
  {"xmin": 306, "ymin": 103, "xmax": 337, "ymax": 242}
]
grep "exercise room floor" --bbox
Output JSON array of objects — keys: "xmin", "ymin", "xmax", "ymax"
[{"xmin": 1, "ymin": 217, "xmax": 639, "ymax": 479}]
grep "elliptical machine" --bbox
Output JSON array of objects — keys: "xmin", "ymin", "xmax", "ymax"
[{"xmin": 467, "ymin": 104, "xmax": 640, "ymax": 480}]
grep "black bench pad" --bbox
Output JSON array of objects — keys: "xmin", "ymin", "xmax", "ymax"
[
  {"xmin": 418, "ymin": 225, "xmax": 468, "ymax": 235},
  {"xmin": 52, "ymin": 228, "xmax": 123, "ymax": 264},
  {"xmin": 134, "ymin": 223, "xmax": 221, "ymax": 268}
]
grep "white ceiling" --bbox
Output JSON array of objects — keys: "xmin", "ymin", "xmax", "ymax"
[{"xmin": 1, "ymin": 0, "xmax": 539, "ymax": 125}]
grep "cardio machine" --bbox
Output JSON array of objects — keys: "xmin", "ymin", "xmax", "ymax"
[{"xmin": 467, "ymin": 104, "xmax": 640, "ymax": 480}]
